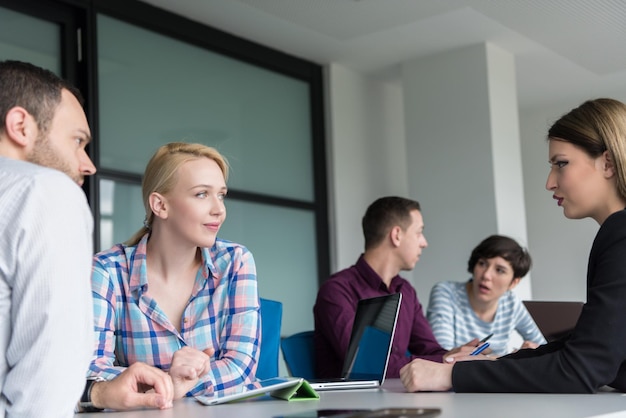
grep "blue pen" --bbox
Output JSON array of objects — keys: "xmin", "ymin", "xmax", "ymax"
[{"xmin": 470, "ymin": 341, "xmax": 490, "ymax": 356}]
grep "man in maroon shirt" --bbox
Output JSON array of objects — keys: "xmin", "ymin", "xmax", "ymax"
[{"xmin": 314, "ymin": 196, "xmax": 476, "ymax": 378}]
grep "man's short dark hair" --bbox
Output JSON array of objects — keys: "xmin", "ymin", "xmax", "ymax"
[
  {"xmin": 0, "ymin": 60, "xmax": 83, "ymax": 137},
  {"xmin": 362, "ymin": 196, "xmax": 422, "ymax": 250},
  {"xmin": 467, "ymin": 235, "xmax": 532, "ymax": 279}
]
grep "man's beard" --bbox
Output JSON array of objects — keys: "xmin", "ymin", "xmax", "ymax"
[{"xmin": 26, "ymin": 133, "xmax": 82, "ymax": 185}]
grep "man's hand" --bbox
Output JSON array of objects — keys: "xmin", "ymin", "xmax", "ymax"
[
  {"xmin": 400, "ymin": 359, "xmax": 454, "ymax": 392},
  {"xmin": 169, "ymin": 346, "xmax": 215, "ymax": 400},
  {"xmin": 90, "ymin": 362, "xmax": 174, "ymax": 410}
]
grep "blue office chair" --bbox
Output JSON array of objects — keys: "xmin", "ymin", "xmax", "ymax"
[
  {"xmin": 257, "ymin": 298, "xmax": 283, "ymax": 380},
  {"xmin": 280, "ymin": 330, "xmax": 316, "ymax": 380}
]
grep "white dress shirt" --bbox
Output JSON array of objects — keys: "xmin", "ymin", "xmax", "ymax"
[{"xmin": 0, "ymin": 158, "xmax": 93, "ymax": 418}]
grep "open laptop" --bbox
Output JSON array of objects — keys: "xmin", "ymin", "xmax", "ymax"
[
  {"xmin": 309, "ymin": 293, "xmax": 402, "ymax": 391},
  {"xmin": 523, "ymin": 300, "xmax": 584, "ymax": 342}
]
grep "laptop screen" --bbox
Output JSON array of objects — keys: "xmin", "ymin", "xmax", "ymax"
[
  {"xmin": 523, "ymin": 300, "xmax": 584, "ymax": 342},
  {"xmin": 341, "ymin": 293, "xmax": 402, "ymax": 381}
]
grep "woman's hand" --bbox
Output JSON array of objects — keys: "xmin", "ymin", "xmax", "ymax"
[
  {"xmin": 400, "ymin": 359, "xmax": 454, "ymax": 392},
  {"xmin": 443, "ymin": 338, "xmax": 493, "ymax": 363},
  {"xmin": 169, "ymin": 346, "xmax": 215, "ymax": 399},
  {"xmin": 520, "ymin": 340, "xmax": 540, "ymax": 349}
]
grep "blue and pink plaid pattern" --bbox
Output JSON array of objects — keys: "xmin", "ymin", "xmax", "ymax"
[{"xmin": 87, "ymin": 234, "xmax": 260, "ymax": 397}]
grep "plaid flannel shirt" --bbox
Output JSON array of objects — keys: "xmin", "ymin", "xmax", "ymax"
[{"xmin": 87, "ymin": 234, "xmax": 260, "ymax": 397}]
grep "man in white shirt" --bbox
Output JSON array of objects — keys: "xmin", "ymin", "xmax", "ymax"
[{"xmin": 0, "ymin": 60, "xmax": 173, "ymax": 417}]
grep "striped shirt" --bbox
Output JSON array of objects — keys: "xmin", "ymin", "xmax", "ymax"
[
  {"xmin": 427, "ymin": 280, "xmax": 545, "ymax": 355},
  {"xmin": 0, "ymin": 158, "xmax": 93, "ymax": 418},
  {"xmin": 88, "ymin": 234, "xmax": 260, "ymax": 397}
]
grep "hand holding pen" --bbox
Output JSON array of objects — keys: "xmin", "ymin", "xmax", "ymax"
[
  {"xmin": 470, "ymin": 342, "xmax": 490, "ymax": 356},
  {"xmin": 443, "ymin": 333, "xmax": 494, "ymax": 363},
  {"xmin": 470, "ymin": 333, "xmax": 493, "ymax": 356}
]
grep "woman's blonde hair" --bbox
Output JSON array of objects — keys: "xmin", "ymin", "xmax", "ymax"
[
  {"xmin": 548, "ymin": 98, "xmax": 626, "ymax": 201},
  {"xmin": 125, "ymin": 142, "xmax": 229, "ymax": 246}
]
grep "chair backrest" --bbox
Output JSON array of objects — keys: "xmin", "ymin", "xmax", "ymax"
[
  {"xmin": 280, "ymin": 330, "xmax": 315, "ymax": 380},
  {"xmin": 257, "ymin": 298, "xmax": 283, "ymax": 380}
]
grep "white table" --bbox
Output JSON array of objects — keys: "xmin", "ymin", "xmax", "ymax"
[{"xmin": 77, "ymin": 379, "xmax": 626, "ymax": 418}]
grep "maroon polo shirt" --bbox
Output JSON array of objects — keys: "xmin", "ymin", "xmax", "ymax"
[{"xmin": 313, "ymin": 255, "xmax": 447, "ymax": 379}]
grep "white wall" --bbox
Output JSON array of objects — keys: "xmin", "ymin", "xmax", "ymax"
[
  {"xmin": 312, "ymin": 64, "xmax": 626, "ymax": 373},
  {"xmin": 486, "ymin": 44, "xmax": 531, "ymax": 300},
  {"xmin": 325, "ymin": 64, "xmax": 408, "ymax": 273},
  {"xmin": 400, "ymin": 43, "xmax": 531, "ymax": 309},
  {"xmin": 520, "ymin": 102, "xmax": 599, "ymax": 302},
  {"xmin": 401, "ymin": 44, "xmax": 496, "ymax": 307},
  {"xmin": 327, "ymin": 56, "xmax": 626, "ymax": 309}
]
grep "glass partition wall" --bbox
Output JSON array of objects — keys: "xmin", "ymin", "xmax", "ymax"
[
  {"xmin": 0, "ymin": 0, "xmax": 328, "ymax": 336},
  {"xmin": 0, "ymin": 6, "xmax": 60, "ymax": 73}
]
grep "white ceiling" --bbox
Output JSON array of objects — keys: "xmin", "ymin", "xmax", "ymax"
[{"xmin": 141, "ymin": 0, "xmax": 626, "ymax": 110}]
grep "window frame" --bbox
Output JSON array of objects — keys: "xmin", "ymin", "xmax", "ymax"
[{"xmin": 0, "ymin": 0, "xmax": 329, "ymax": 284}]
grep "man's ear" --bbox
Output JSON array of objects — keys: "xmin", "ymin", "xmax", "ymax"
[
  {"xmin": 390, "ymin": 226, "xmax": 402, "ymax": 247},
  {"xmin": 602, "ymin": 150, "xmax": 616, "ymax": 179},
  {"xmin": 149, "ymin": 192, "xmax": 168, "ymax": 220},
  {"xmin": 4, "ymin": 106, "xmax": 35, "ymax": 148}
]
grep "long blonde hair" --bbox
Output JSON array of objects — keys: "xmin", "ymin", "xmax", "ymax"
[{"xmin": 125, "ymin": 142, "xmax": 229, "ymax": 246}]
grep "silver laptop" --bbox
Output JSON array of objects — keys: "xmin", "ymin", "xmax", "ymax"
[
  {"xmin": 309, "ymin": 293, "xmax": 402, "ymax": 391},
  {"xmin": 523, "ymin": 300, "xmax": 584, "ymax": 342}
]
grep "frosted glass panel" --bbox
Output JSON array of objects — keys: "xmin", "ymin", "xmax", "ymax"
[
  {"xmin": 98, "ymin": 179, "xmax": 144, "ymax": 251},
  {"xmin": 97, "ymin": 14, "xmax": 313, "ymax": 201},
  {"xmin": 0, "ymin": 6, "xmax": 60, "ymax": 73},
  {"xmin": 219, "ymin": 200, "xmax": 318, "ymax": 336}
]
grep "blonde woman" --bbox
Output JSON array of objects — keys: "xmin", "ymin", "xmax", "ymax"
[{"xmin": 88, "ymin": 142, "xmax": 260, "ymax": 401}]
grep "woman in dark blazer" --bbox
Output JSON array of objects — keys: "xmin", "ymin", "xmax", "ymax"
[{"xmin": 400, "ymin": 98, "xmax": 626, "ymax": 393}]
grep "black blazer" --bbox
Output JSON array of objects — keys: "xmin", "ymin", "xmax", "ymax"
[{"xmin": 452, "ymin": 209, "xmax": 626, "ymax": 393}]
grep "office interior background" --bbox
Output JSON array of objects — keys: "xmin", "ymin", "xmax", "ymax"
[{"xmin": 2, "ymin": 0, "xmax": 626, "ymax": 362}]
